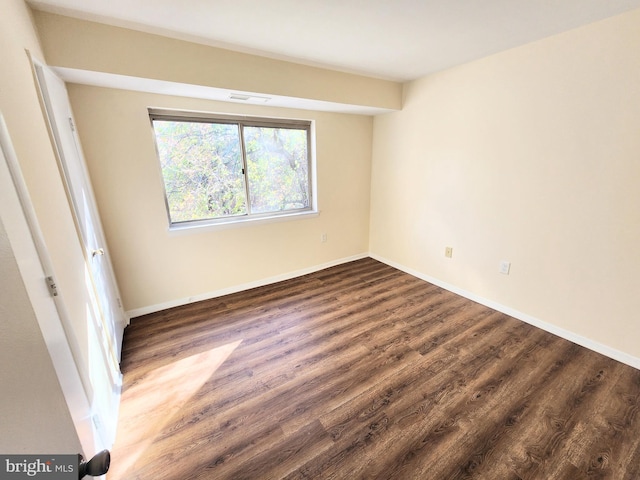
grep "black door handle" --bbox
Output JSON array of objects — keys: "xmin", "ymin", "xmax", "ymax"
[{"xmin": 78, "ymin": 450, "xmax": 110, "ymax": 479}]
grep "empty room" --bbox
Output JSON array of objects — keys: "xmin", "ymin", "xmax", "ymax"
[{"xmin": 1, "ymin": 0, "xmax": 640, "ymax": 478}]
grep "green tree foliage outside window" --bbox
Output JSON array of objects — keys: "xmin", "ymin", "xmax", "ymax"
[{"xmin": 151, "ymin": 114, "xmax": 312, "ymax": 225}]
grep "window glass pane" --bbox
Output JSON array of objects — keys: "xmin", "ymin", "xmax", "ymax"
[
  {"xmin": 243, "ymin": 126, "xmax": 309, "ymax": 214},
  {"xmin": 153, "ymin": 120, "xmax": 247, "ymax": 222}
]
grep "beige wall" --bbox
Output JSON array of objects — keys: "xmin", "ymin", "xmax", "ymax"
[
  {"xmin": 33, "ymin": 11, "xmax": 402, "ymax": 111},
  {"xmin": 67, "ymin": 85, "xmax": 373, "ymax": 313},
  {"xmin": 0, "ymin": 0, "xmax": 82, "ymax": 453},
  {"xmin": 370, "ymin": 9, "xmax": 640, "ymax": 359}
]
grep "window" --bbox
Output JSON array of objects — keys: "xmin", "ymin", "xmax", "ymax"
[{"xmin": 149, "ymin": 109, "xmax": 314, "ymax": 228}]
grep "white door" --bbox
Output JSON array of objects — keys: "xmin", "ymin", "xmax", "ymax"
[
  {"xmin": 33, "ymin": 62, "xmax": 126, "ymax": 447},
  {"xmin": 0, "ymin": 113, "xmax": 100, "ymax": 455}
]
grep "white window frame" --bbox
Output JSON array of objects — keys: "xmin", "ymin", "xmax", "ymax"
[{"xmin": 149, "ymin": 108, "xmax": 317, "ymax": 231}]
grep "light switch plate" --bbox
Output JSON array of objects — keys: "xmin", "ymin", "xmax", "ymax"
[{"xmin": 499, "ymin": 260, "xmax": 511, "ymax": 275}]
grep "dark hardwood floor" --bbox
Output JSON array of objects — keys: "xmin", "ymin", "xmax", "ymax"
[{"xmin": 109, "ymin": 257, "xmax": 640, "ymax": 479}]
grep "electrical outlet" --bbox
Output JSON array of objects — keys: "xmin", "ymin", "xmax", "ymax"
[
  {"xmin": 321, "ymin": 233, "xmax": 327, "ymax": 243},
  {"xmin": 499, "ymin": 260, "xmax": 511, "ymax": 275},
  {"xmin": 445, "ymin": 247, "xmax": 453, "ymax": 258}
]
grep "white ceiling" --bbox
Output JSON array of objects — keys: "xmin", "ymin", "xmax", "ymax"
[{"xmin": 29, "ymin": 0, "xmax": 640, "ymax": 82}]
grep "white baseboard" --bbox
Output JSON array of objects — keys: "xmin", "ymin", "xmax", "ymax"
[
  {"xmin": 370, "ymin": 253, "xmax": 640, "ymax": 371},
  {"xmin": 126, "ymin": 253, "xmax": 369, "ymax": 318},
  {"xmin": 126, "ymin": 251, "xmax": 640, "ymax": 371}
]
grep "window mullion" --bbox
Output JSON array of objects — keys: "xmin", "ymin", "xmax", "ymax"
[{"xmin": 237, "ymin": 123, "xmax": 252, "ymax": 215}]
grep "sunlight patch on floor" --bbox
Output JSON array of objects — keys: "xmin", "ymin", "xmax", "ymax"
[{"xmin": 108, "ymin": 340, "xmax": 241, "ymax": 479}]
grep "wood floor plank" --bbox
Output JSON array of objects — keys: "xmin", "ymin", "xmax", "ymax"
[
  {"xmin": 108, "ymin": 258, "xmax": 640, "ymax": 480},
  {"xmin": 314, "ymin": 318, "xmax": 553, "ymax": 479}
]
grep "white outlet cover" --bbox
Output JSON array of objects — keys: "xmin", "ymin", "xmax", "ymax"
[{"xmin": 499, "ymin": 261, "xmax": 511, "ymax": 275}]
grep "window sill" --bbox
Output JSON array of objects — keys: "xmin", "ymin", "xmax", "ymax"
[{"xmin": 167, "ymin": 210, "xmax": 320, "ymax": 235}]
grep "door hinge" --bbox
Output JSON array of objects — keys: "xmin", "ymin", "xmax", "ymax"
[
  {"xmin": 45, "ymin": 276, "xmax": 58, "ymax": 297},
  {"xmin": 68, "ymin": 117, "xmax": 76, "ymax": 132}
]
